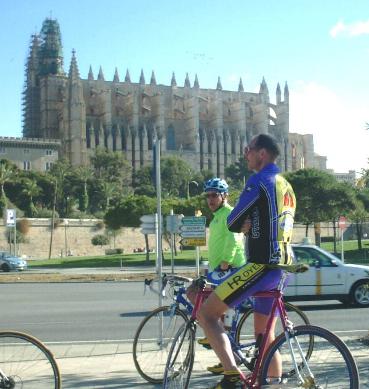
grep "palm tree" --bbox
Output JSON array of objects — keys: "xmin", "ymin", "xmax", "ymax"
[
  {"xmin": 21, "ymin": 179, "xmax": 41, "ymax": 217},
  {"xmin": 75, "ymin": 166, "xmax": 94, "ymax": 212},
  {"xmin": 0, "ymin": 163, "xmax": 14, "ymax": 212},
  {"xmin": 100, "ymin": 181, "xmax": 119, "ymax": 210}
]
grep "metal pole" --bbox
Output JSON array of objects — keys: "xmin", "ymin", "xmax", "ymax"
[
  {"xmin": 196, "ymin": 246, "xmax": 200, "ymax": 277},
  {"xmin": 49, "ymin": 180, "xmax": 57, "ymax": 260},
  {"xmin": 14, "ymin": 225, "xmax": 17, "ymax": 256},
  {"xmin": 170, "ymin": 209, "xmax": 174, "ymax": 274},
  {"xmin": 155, "ymin": 138, "xmax": 164, "ymax": 345},
  {"xmin": 341, "ymin": 228, "xmax": 345, "ymax": 263}
]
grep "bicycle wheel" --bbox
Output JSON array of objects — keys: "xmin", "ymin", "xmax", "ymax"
[
  {"xmin": 260, "ymin": 325, "xmax": 360, "ymax": 388},
  {"xmin": 163, "ymin": 322, "xmax": 195, "ymax": 389},
  {"xmin": 0, "ymin": 331, "xmax": 61, "ymax": 389},
  {"xmin": 132, "ymin": 305, "xmax": 188, "ymax": 383},
  {"xmin": 235, "ymin": 301, "xmax": 312, "ymax": 372}
]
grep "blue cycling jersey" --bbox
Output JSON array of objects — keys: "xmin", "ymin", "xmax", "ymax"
[{"xmin": 227, "ymin": 163, "xmax": 296, "ymax": 265}]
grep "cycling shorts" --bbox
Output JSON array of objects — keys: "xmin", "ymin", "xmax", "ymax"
[{"xmin": 214, "ymin": 262, "xmax": 284, "ymax": 316}]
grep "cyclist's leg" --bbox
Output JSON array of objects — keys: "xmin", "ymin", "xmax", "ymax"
[
  {"xmin": 197, "ymin": 293, "xmax": 238, "ymax": 372},
  {"xmin": 198, "ymin": 263, "xmax": 268, "ymax": 380}
]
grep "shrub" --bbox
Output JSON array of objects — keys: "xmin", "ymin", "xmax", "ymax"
[
  {"xmin": 91, "ymin": 234, "xmax": 110, "ymax": 247},
  {"xmin": 16, "ymin": 219, "xmax": 30, "ymax": 234},
  {"xmin": 95, "ymin": 221, "xmax": 105, "ymax": 231},
  {"xmin": 105, "ymin": 248, "xmax": 124, "ymax": 255}
]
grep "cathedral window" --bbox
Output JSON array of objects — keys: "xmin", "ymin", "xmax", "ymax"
[
  {"xmin": 166, "ymin": 126, "xmax": 176, "ymax": 150},
  {"xmin": 23, "ymin": 161, "xmax": 31, "ymax": 170},
  {"xmin": 45, "ymin": 149, "xmax": 53, "ymax": 155},
  {"xmin": 0, "ymin": 147, "xmax": 5, "ymax": 154},
  {"xmin": 45, "ymin": 162, "xmax": 53, "ymax": 171},
  {"xmin": 24, "ymin": 149, "xmax": 30, "ymax": 154}
]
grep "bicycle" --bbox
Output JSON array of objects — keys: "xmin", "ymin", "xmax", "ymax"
[
  {"xmin": 0, "ymin": 330, "xmax": 61, "ymax": 389},
  {"xmin": 163, "ymin": 264, "xmax": 360, "ymax": 388},
  {"xmin": 133, "ymin": 272, "xmax": 311, "ymax": 384}
]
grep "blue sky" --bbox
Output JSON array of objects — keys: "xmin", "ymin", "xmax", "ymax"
[{"xmin": 0, "ymin": 0, "xmax": 368, "ymax": 174}]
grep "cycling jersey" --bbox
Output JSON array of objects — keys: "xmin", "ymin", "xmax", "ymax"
[
  {"xmin": 227, "ymin": 163, "xmax": 296, "ymax": 265},
  {"xmin": 208, "ymin": 203, "xmax": 245, "ymax": 270}
]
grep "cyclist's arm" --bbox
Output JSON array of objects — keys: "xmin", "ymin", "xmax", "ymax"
[{"xmin": 227, "ymin": 175, "xmax": 260, "ymax": 233}]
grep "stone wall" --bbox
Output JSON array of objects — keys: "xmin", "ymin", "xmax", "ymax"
[{"xmin": 0, "ymin": 218, "xmax": 327, "ymax": 260}]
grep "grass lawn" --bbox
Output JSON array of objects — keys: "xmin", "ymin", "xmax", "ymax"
[
  {"xmin": 27, "ymin": 239, "xmax": 369, "ymax": 269},
  {"xmin": 28, "ymin": 249, "xmax": 207, "ymax": 269}
]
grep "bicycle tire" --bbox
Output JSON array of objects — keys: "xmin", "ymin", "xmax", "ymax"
[
  {"xmin": 0, "ymin": 330, "xmax": 61, "ymax": 389},
  {"xmin": 163, "ymin": 322, "xmax": 195, "ymax": 389},
  {"xmin": 235, "ymin": 301, "xmax": 313, "ymax": 372},
  {"xmin": 132, "ymin": 305, "xmax": 189, "ymax": 383},
  {"xmin": 260, "ymin": 325, "xmax": 360, "ymax": 388}
]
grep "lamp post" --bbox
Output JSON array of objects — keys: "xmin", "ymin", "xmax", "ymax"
[
  {"xmin": 64, "ymin": 219, "xmax": 69, "ymax": 257},
  {"xmin": 187, "ymin": 180, "xmax": 199, "ymax": 199}
]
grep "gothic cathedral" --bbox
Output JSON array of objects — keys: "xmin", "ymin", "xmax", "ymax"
[{"xmin": 23, "ymin": 18, "xmax": 292, "ymax": 175}]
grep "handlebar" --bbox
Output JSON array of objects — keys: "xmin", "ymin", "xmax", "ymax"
[{"xmin": 144, "ymin": 273, "xmax": 194, "ymax": 296}]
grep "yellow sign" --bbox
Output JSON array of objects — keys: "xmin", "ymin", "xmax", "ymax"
[{"xmin": 180, "ymin": 237, "xmax": 206, "ymax": 246}]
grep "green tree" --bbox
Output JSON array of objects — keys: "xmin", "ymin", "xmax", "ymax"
[
  {"xmin": 90, "ymin": 147, "xmax": 131, "ymax": 185},
  {"xmin": 132, "ymin": 166, "xmax": 156, "ymax": 196},
  {"xmin": 225, "ymin": 157, "xmax": 251, "ymax": 191},
  {"xmin": 284, "ymin": 169, "xmax": 356, "ymax": 246},
  {"xmin": 104, "ymin": 195, "xmax": 156, "ymax": 228},
  {"xmin": 160, "ymin": 156, "xmax": 193, "ymax": 198}
]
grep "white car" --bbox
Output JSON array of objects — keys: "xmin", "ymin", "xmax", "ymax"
[{"xmin": 284, "ymin": 245, "xmax": 369, "ymax": 307}]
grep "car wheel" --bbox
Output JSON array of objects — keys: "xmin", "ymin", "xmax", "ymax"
[
  {"xmin": 1, "ymin": 263, "xmax": 10, "ymax": 272},
  {"xmin": 350, "ymin": 281, "xmax": 369, "ymax": 307}
]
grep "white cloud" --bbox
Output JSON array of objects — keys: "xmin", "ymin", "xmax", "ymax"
[
  {"xmin": 330, "ymin": 19, "xmax": 369, "ymax": 38},
  {"xmin": 289, "ymin": 81, "xmax": 368, "ymax": 173}
]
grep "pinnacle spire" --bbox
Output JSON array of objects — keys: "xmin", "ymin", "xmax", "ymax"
[
  {"xmin": 259, "ymin": 76, "xmax": 269, "ymax": 94},
  {"xmin": 97, "ymin": 66, "xmax": 105, "ymax": 81},
  {"xmin": 276, "ymin": 82, "xmax": 281, "ymax": 104},
  {"xmin": 238, "ymin": 78, "xmax": 244, "ymax": 92},
  {"xmin": 139, "ymin": 69, "xmax": 145, "ymax": 84},
  {"xmin": 284, "ymin": 81, "xmax": 289, "ymax": 101},
  {"xmin": 171, "ymin": 72, "xmax": 177, "ymax": 87},
  {"xmin": 113, "ymin": 67, "xmax": 120, "ymax": 82},
  {"xmin": 125, "ymin": 69, "xmax": 131, "ymax": 83},
  {"xmin": 68, "ymin": 49, "xmax": 80, "ymax": 79},
  {"xmin": 150, "ymin": 70, "xmax": 157, "ymax": 85},
  {"xmin": 184, "ymin": 73, "xmax": 191, "ymax": 87},
  {"xmin": 194, "ymin": 74, "xmax": 199, "ymax": 88},
  {"xmin": 88, "ymin": 65, "xmax": 94, "ymax": 80},
  {"xmin": 216, "ymin": 76, "xmax": 222, "ymax": 90}
]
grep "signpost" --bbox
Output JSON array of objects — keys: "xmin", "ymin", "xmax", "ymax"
[
  {"xmin": 179, "ymin": 214, "xmax": 206, "ymax": 275},
  {"xmin": 166, "ymin": 211, "xmax": 183, "ymax": 273},
  {"xmin": 140, "ymin": 214, "xmax": 162, "ymax": 235},
  {"xmin": 338, "ymin": 216, "xmax": 347, "ymax": 263},
  {"xmin": 6, "ymin": 209, "xmax": 16, "ymax": 255}
]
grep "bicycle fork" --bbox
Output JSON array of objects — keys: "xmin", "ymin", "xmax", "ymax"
[
  {"xmin": 284, "ymin": 328, "xmax": 315, "ymax": 387},
  {"xmin": 0, "ymin": 368, "xmax": 14, "ymax": 389}
]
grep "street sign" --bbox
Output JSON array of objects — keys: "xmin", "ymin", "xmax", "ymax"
[
  {"xmin": 180, "ymin": 237, "xmax": 206, "ymax": 246},
  {"xmin": 140, "ymin": 214, "xmax": 163, "ymax": 235},
  {"xmin": 166, "ymin": 214, "xmax": 183, "ymax": 234},
  {"xmin": 338, "ymin": 216, "xmax": 347, "ymax": 230},
  {"xmin": 179, "ymin": 216, "xmax": 206, "ymax": 246},
  {"xmin": 6, "ymin": 209, "xmax": 16, "ymax": 227}
]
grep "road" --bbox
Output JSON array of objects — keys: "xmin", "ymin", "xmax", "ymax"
[{"xmin": 0, "ymin": 281, "xmax": 368, "ymax": 342}]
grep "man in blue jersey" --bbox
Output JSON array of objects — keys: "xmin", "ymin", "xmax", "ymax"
[{"xmin": 198, "ymin": 134, "xmax": 296, "ymax": 389}]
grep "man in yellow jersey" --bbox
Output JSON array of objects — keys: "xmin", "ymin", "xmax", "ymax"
[{"xmin": 198, "ymin": 134, "xmax": 296, "ymax": 389}]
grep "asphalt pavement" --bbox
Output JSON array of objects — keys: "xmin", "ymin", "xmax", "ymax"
[{"xmin": 50, "ymin": 335, "xmax": 369, "ymax": 388}]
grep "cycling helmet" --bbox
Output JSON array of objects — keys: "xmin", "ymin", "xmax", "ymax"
[{"xmin": 203, "ymin": 178, "xmax": 229, "ymax": 193}]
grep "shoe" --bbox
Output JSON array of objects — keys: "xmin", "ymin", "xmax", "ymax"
[
  {"xmin": 198, "ymin": 337, "xmax": 212, "ymax": 350},
  {"xmin": 208, "ymin": 371, "xmax": 245, "ymax": 388},
  {"xmin": 207, "ymin": 362, "xmax": 224, "ymax": 375}
]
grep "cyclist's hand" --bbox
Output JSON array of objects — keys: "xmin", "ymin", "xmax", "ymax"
[
  {"xmin": 220, "ymin": 261, "xmax": 231, "ymax": 271},
  {"xmin": 241, "ymin": 218, "xmax": 252, "ymax": 235}
]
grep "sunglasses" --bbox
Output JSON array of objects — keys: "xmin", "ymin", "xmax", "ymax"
[{"xmin": 205, "ymin": 192, "xmax": 221, "ymax": 199}]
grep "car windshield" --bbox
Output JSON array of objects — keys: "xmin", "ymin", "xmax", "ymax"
[{"xmin": 293, "ymin": 246, "xmax": 339, "ymax": 267}]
